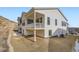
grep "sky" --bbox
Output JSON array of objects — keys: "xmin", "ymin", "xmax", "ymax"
[
  {"xmin": 0, "ymin": 7, "xmax": 31, "ymax": 22},
  {"xmin": 0, "ymin": 7, "xmax": 79, "ymax": 27},
  {"xmin": 59, "ymin": 7, "xmax": 79, "ymax": 27}
]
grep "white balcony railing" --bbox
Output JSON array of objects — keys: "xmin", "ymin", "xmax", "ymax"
[{"xmin": 26, "ymin": 23, "xmax": 44, "ymax": 28}]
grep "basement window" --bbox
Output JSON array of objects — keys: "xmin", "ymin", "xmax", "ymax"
[{"xmin": 49, "ymin": 30, "xmax": 52, "ymax": 36}]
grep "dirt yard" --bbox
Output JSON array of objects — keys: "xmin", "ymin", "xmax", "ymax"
[
  {"xmin": 11, "ymin": 30, "xmax": 79, "ymax": 52},
  {"xmin": 48, "ymin": 35, "xmax": 79, "ymax": 52},
  {"xmin": 11, "ymin": 31, "xmax": 48, "ymax": 52},
  {"xmin": 0, "ymin": 26, "xmax": 9, "ymax": 52}
]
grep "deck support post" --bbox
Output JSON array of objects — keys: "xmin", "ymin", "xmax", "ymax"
[{"xmin": 34, "ymin": 11, "xmax": 36, "ymax": 42}]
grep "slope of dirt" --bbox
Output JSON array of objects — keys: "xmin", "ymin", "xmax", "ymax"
[{"xmin": 0, "ymin": 16, "xmax": 17, "ymax": 52}]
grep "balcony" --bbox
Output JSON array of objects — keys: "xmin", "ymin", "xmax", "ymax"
[{"xmin": 26, "ymin": 23, "xmax": 44, "ymax": 29}]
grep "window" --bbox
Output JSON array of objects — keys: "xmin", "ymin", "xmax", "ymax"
[
  {"xmin": 55, "ymin": 19, "xmax": 57, "ymax": 26},
  {"xmin": 47, "ymin": 17, "xmax": 50, "ymax": 25},
  {"xmin": 62, "ymin": 21, "xmax": 66, "ymax": 26},
  {"xmin": 49, "ymin": 30, "xmax": 52, "ymax": 36},
  {"xmin": 27, "ymin": 19, "xmax": 33, "ymax": 24}
]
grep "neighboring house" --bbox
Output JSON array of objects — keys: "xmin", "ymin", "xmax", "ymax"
[
  {"xmin": 68, "ymin": 27, "xmax": 79, "ymax": 35},
  {"xmin": 17, "ymin": 7, "xmax": 68, "ymax": 41}
]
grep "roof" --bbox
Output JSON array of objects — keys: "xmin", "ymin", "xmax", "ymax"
[
  {"xmin": 30, "ymin": 7, "xmax": 68, "ymax": 21},
  {"xmin": 32, "ymin": 7, "xmax": 57, "ymax": 10}
]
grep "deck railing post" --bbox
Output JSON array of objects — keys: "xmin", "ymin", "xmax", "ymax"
[{"xmin": 34, "ymin": 11, "xmax": 36, "ymax": 42}]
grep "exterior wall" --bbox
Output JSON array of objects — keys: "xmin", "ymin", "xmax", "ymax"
[
  {"xmin": 21, "ymin": 15, "xmax": 28, "ymax": 35},
  {"xmin": 17, "ymin": 17, "xmax": 21, "ymax": 33},
  {"xmin": 18, "ymin": 8, "xmax": 68, "ymax": 38},
  {"xmin": 35, "ymin": 9, "xmax": 68, "ymax": 37},
  {"xmin": 18, "ymin": 13, "xmax": 28, "ymax": 36},
  {"xmin": 21, "ymin": 13, "xmax": 34, "ymax": 36}
]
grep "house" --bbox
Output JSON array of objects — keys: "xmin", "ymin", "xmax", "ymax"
[
  {"xmin": 17, "ymin": 7, "xmax": 68, "ymax": 41},
  {"xmin": 68, "ymin": 27, "xmax": 79, "ymax": 35}
]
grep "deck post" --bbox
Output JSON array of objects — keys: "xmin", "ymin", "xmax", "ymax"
[
  {"xmin": 39, "ymin": 18, "xmax": 41, "ymax": 28},
  {"xmin": 34, "ymin": 11, "xmax": 36, "ymax": 42}
]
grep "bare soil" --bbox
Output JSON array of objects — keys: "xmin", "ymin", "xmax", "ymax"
[
  {"xmin": 11, "ymin": 30, "xmax": 79, "ymax": 52},
  {"xmin": 48, "ymin": 35, "xmax": 79, "ymax": 52},
  {"xmin": 11, "ymin": 31, "xmax": 48, "ymax": 52}
]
